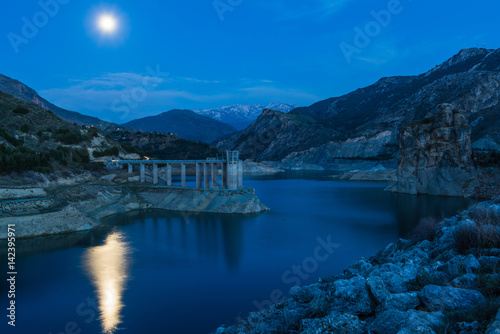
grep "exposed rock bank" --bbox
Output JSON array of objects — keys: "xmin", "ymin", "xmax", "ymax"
[
  {"xmin": 134, "ymin": 186, "xmax": 268, "ymax": 214},
  {"xmin": 0, "ymin": 179, "xmax": 269, "ymax": 239},
  {"xmin": 330, "ymin": 166, "xmax": 397, "ymax": 182},
  {"xmin": 242, "ymin": 160, "xmax": 285, "ymax": 175}
]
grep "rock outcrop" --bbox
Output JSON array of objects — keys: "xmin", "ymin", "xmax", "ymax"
[
  {"xmin": 242, "ymin": 160, "xmax": 284, "ymax": 175},
  {"xmin": 0, "ymin": 180, "xmax": 269, "ymax": 239},
  {"xmin": 393, "ymin": 104, "xmax": 475, "ymax": 197},
  {"xmin": 135, "ymin": 186, "xmax": 269, "ymax": 214}
]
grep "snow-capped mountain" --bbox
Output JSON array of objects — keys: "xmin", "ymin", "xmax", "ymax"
[{"xmin": 194, "ymin": 103, "xmax": 299, "ymax": 130}]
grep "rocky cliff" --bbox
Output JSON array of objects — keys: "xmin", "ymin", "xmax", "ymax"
[
  {"xmin": 217, "ymin": 108, "xmax": 336, "ymax": 161},
  {"xmin": 393, "ymin": 104, "xmax": 475, "ymax": 197}
]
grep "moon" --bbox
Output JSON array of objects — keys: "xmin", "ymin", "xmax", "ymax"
[{"xmin": 98, "ymin": 14, "xmax": 118, "ymax": 34}]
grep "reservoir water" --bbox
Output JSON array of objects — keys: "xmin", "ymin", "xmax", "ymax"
[{"xmin": 1, "ymin": 172, "xmax": 473, "ymax": 334}]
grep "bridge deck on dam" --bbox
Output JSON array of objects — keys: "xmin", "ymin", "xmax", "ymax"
[{"xmin": 105, "ymin": 151, "xmax": 243, "ymax": 190}]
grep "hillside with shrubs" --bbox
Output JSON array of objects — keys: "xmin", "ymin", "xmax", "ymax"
[
  {"xmin": 0, "ymin": 91, "xmax": 225, "ymax": 182},
  {"xmin": 0, "ymin": 91, "xmax": 106, "ymax": 174}
]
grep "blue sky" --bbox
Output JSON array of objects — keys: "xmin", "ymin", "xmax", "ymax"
[{"xmin": 1, "ymin": 0, "xmax": 499, "ymax": 123}]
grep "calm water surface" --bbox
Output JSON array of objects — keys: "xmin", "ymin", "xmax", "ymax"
[{"xmin": 1, "ymin": 172, "xmax": 473, "ymax": 334}]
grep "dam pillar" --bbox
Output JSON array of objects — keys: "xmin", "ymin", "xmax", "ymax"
[
  {"xmin": 128, "ymin": 163, "xmax": 133, "ymax": 174},
  {"xmin": 238, "ymin": 161, "xmax": 243, "ymax": 189},
  {"xmin": 196, "ymin": 163, "xmax": 202, "ymax": 188},
  {"xmin": 140, "ymin": 163, "xmax": 145, "ymax": 183},
  {"xmin": 181, "ymin": 163, "xmax": 186, "ymax": 187},
  {"xmin": 226, "ymin": 151, "xmax": 240, "ymax": 190},
  {"xmin": 222, "ymin": 163, "xmax": 227, "ymax": 188},
  {"xmin": 211, "ymin": 163, "xmax": 217, "ymax": 188},
  {"xmin": 227, "ymin": 164, "xmax": 237, "ymax": 190},
  {"xmin": 167, "ymin": 164, "xmax": 172, "ymax": 186},
  {"xmin": 204, "ymin": 163, "xmax": 209, "ymax": 189},
  {"xmin": 153, "ymin": 163, "xmax": 158, "ymax": 184}
]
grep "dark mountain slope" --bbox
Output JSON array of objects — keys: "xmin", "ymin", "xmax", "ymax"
[
  {"xmin": 123, "ymin": 109, "xmax": 237, "ymax": 143},
  {"xmin": 219, "ymin": 109, "xmax": 335, "ymax": 161},
  {"xmin": 0, "ymin": 73, "xmax": 116, "ymax": 128},
  {"xmin": 219, "ymin": 48, "xmax": 500, "ymax": 170}
]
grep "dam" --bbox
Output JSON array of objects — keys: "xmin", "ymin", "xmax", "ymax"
[{"xmin": 110, "ymin": 151, "xmax": 244, "ymax": 190}]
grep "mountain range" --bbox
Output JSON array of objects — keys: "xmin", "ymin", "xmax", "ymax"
[
  {"xmin": 123, "ymin": 109, "xmax": 238, "ymax": 143},
  {"xmin": 218, "ymin": 48, "xmax": 500, "ymax": 171},
  {"xmin": 194, "ymin": 103, "xmax": 298, "ymax": 130},
  {"xmin": 0, "ymin": 74, "xmax": 296, "ymax": 143},
  {"xmin": 2, "ymin": 47, "xmax": 499, "ymax": 166}
]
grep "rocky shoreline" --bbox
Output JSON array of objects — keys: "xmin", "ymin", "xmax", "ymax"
[
  {"xmin": 0, "ymin": 175, "xmax": 269, "ymax": 239},
  {"xmin": 329, "ymin": 167, "xmax": 397, "ymax": 182},
  {"xmin": 214, "ymin": 200, "xmax": 500, "ymax": 334},
  {"xmin": 242, "ymin": 160, "xmax": 285, "ymax": 175}
]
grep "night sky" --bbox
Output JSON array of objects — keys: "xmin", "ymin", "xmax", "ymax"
[{"xmin": 1, "ymin": 0, "xmax": 499, "ymax": 123}]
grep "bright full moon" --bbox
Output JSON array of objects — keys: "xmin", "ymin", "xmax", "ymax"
[{"xmin": 98, "ymin": 14, "xmax": 117, "ymax": 33}]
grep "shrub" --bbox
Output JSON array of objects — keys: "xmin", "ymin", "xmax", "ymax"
[
  {"xmin": 46, "ymin": 146, "xmax": 90, "ymax": 167},
  {"xmin": 0, "ymin": 145, "xmax": 47, "ymax": 173},
  {"xmin": 12, "ymin": 107, "xmax": 29, "ymax": 114},
  {"xmin": 475, "ymin": 151, "xmax": 500, "ymax": 167},
  {"xmin": 93, "ymin": 147, "xmax": 119, "ymax": 158},
  {"xmin": 20, "ymin": 124, "xmax": 30, "ymax": 133},
  {"xmin": 441, "ymin": 298, "xmax": 500, "ymax": 332},
  {"xmin": 86, "ymin": 127, "xmax": 99, "ymax": 139},
  {"xmin": 477, "ymin": 274, "xmax": 500, "ymax": 297},
  {"xmin": 410, "ymin": 217, "xmax": 439, "ymax": 244},
  {"xmin": 0, "ymin": 128, "xmax": 22, "ymax": 146},
  {"xmin": 468, "ymin": 206, "xmax": 500, "ymax": 227},
  {"xmin": 54, "ymin": 128, "xmax": 85, "ymax": 145},
  {"xmin": 454, "ymin": 223, "xmax": 500, "ymax": 255},
  {"xmin": 34, "ymin": 166, "xmax": 51, "ymax": 174},
  {"xmin": 121, "ymin": 144, "xmax": 141, "ymax": 155},
  {"xmin": 454, "ymin": 205, "xmax": 500, "ymax": 255},
  {"xmin": 72, "ymin": 148, "xmax": 90, "ymax": 164}
]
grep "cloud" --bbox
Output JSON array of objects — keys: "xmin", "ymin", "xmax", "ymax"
[
  {"xmin": 178, "ymin": 77, "xmax": 222, "ymax": 84},
  {"xmin": 38, "ymin": 72, "xmax": 319, "ymax": 123},
  {"xmin": 39, "ymin": 72, "xmax": 232, "ymax": 121},
  {"xmin": 67, "ymin": 72, "xmax": 170, "ymax": 90}
]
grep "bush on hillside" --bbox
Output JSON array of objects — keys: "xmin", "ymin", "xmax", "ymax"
[
  {"xmin": 410, "ymin": 216, "xmax": 440, "ymax": 244},
  {"xmin": 93, "ymin": 146, "xmax": 119, "ymax": 158},
  {"xmin": 54, "ymin": 128, "xmax": 85, "ymax": 145},
  {"xmin": 12, "ymin": 107, "xmax": 29, "ymax": 114}
]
